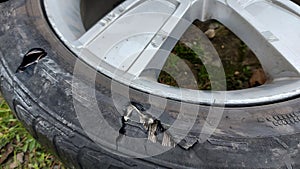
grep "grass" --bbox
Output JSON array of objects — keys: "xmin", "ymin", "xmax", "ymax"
[{"xmin": 0, "ymin": 97, "xmax": 65, "ymax": 169}]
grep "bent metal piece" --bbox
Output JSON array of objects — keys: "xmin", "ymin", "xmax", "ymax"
[{"xmin": 44, "ymin": 0, "xmax": 300, "ymax": 106}]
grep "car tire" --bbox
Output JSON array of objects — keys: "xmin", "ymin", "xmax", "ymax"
[{"xmin": 1, "ymin": 0, "xmax": 300, "ymax": 168}]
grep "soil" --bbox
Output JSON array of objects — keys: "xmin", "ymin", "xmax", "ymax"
[{"xmin": 158, "ymin": 20, "xmax": 266, "ymax": 90}]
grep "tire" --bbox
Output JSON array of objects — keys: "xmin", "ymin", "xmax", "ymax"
[{"xmin": 1, "ymin": 0, "xmax": 300, "ymax": 168}]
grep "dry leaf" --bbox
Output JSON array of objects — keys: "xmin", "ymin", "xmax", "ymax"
[
  {"xmin": 9, "ymin": 152, "xmax": 24, "ymax": 169},
  {"xmin": 205, "ymin": 29, "xmax": 216, "ymax": 39},
  {"xmin": 16, "ymin": 152, "xmax": 24, "ymax": 164},
  {"xmin": 0, "ymin": 143, "xmax": 14, "ymax": 164},
  {"xmin": 250, "ymin": 68, "xmax": 266, "ymax": 87}
]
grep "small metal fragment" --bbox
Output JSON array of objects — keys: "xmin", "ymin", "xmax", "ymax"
[
  {"xmin": 148, "ymin": 123, "xmax": 158, "ymax": 143},
  {"xmin": 123, "ymin": 106, "xmax": 134, "ymax": 122},
  {"xmin": 162, "ymin": 132, "xmax": 174, "ymax": 147}
]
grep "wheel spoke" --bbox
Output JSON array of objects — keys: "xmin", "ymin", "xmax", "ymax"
[
  {"xmin": 222, "ymin": 0, "xmax": 300, "ymax": 79},
  {"xmin": 77, "ymin": 0, "xmax": 194, "ymax": 76}
]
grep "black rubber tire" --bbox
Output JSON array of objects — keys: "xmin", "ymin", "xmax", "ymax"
[{"xmin": 1, "ymin": 0, "xmax": 300, "ymax": 168}]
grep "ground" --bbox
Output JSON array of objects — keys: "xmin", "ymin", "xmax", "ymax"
[{"xmin": 158, "ymin": 20, "xmax": 266, "ymax": 90}]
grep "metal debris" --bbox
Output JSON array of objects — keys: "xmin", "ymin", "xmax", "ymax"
[
  {"xmin": 122, "ymin": 103, "xmax": 175, "ymax": 147},
  {"xmin": 148, "ymin": 122, "xmax": 158, "ymax": 143},
  {"xmin": 162, "ymin": 132, "xmax": 174, "ymax": 147}
]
